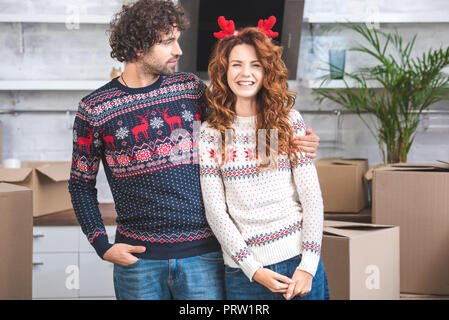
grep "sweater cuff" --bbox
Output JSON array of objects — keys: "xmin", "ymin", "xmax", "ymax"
[
  {"xmin": 297, "ymin": 252, "xmax": 320, "ymax": 277},
  {"xmin": 239, "ymin": 255, "xmax": 263, "ymax": 282},
  {"xmin": 91, "ymin": 234, "xmax": 113, "ymax": 259}
]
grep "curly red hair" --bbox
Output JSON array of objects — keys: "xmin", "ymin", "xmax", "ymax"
[{"xmin": 205, "ymin": 27, "xmax": 298, "ymax": 168}]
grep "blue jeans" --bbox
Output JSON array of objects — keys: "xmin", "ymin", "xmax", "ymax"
[
  {"xmin": 113, "ymin": 251, "xmax": 225, "ymax": 300},
  {"xmin": 225, "ymin": 255, "xmax": 330, "ymax": 300}
]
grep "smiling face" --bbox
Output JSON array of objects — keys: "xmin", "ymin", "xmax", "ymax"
[
  {"xmin": 140, "ymin": 28, "xmax": 183, "ymax": 76},
  {"xmin": 227, "ymin": 44, "xmax": 265, "ymax": 103}
]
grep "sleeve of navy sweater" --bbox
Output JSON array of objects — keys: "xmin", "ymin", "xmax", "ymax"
[{"xmin": 68, "ymin": 102, "xmax": 113, "ymax": 259}]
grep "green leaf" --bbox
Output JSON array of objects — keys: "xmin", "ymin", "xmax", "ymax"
[{"xmin": 312, "ymin": 23, "xmax": 449, "ymax": 163}]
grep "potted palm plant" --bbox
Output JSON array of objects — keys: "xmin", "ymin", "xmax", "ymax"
[{"xmin": 313, "ymin": 23, "xmax": 449, "ymax": 163}]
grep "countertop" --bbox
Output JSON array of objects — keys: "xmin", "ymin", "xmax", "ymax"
[
  {"xmin": 33, "ymin": 203, "xmax": 117, "ymax": 226},
  {"xmin": 33, "ymin": 203, "xmax": 371, "ymax": 226},
  {"xmin": 324, "ymin": 206, "xmax": 372, "ymax": 223}
]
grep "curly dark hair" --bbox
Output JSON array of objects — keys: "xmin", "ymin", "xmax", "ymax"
[{"xmin": 109, "ymin": 0, "xmax": 189, "ymax": 63}]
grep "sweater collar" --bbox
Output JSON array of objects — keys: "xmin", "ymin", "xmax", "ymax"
[
  {"xmin": 111, "ymin": 75, "xmax": 164, "ymax": 94},
  {"xmin": 235, "ymin": 114, "xmax": 258, "ymax": 126}
]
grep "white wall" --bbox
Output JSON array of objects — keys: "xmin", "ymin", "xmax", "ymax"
[{"xmin": 1, "ymin": 0, "xmax": 448, "ymax": 202}]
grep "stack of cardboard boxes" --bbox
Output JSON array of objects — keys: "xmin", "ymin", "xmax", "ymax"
[
  {"xmin": 315, "ymin": 157, "xmax": 401, "ymax": 299},
  {"xmin": 316, "ymin": 157, "xmax": 449, "ymax": 298}
]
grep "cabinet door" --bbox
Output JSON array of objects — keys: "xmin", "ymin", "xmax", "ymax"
[
  {"xmin": 32, "ymin": 253, "xmax": 79, "ymax": 299},
  {"xmin": 79, "ymin": 252, "xmax": 115, "ymax": 298},
  {"xmin": 79, "ymin": 225, "xmax": 117, "ymax": 253},
  {"xmin": 33, "ymin": 226, "xmax": 79, "ymax": 253}
]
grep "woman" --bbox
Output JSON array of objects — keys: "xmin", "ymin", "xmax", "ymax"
[{"xmin": 198, "ymin": 21, "xmax": 329, "ymax": 300}]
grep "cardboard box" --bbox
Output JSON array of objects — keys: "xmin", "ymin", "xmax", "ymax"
[
  {"xmin": 315, "ymin": 158, "xmax": 369, "ymax": 212},
  {"xmin": 321, "ymin": 220, "xmax": 400, "ymax": 300},
  {"xmin": 0, "ymin": 183, "xmax": 33, "ymax": 299},
  {"xmin": 0, "ymin": 161, "xmax": 72, "ymax": 216},
  {"xmin": 372, "ymin": 161, "xmax": 449, "ymax": 295}
]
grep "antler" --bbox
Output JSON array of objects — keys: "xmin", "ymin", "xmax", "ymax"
[
  {"xmin": 136, "ymin": 110, "xmax": 150, "ymax": 119},
  {"xmin": 257, "ymin": 16, "xmax": 279, "ymax": 39},
  {"xmin": 213, "ymin": 16, "xmax": 235, "ymax": 39}
]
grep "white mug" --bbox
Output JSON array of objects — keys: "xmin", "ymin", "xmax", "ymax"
[{"xmin": 2, "ymin": 158, "xmax": 21, "ymax": 168}]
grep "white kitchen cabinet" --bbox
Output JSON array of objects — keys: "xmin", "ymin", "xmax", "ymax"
[
  {"xmin": 33, "ymin": 226, "xmax": 79, "ymax": 253},
  {"xmin": 79, "ymin": 226, "xmax": 116, "ymax": 298},
  {"xmin": 32, "ymin": 253, "xmax": 79, "ymax": 299},
  {"xmin": 79, "ymin": 252, "xmax": 115, "ymax": 298},
  {"xmin": 32, "ymin": 226, "xmax": 116, "ymax": 299}
]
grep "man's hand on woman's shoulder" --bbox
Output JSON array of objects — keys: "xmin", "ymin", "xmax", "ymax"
[{"xmin": 292, "ymin": 126, "xmax": 320, "ymax": 159}]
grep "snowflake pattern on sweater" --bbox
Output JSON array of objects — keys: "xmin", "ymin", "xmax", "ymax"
[
  {"xmin": 199, "ymin": 110, "xmax": 324, "ymax": 280},
  {"xmin": 68, "ymin": 73, "xmax": 220, "ymax": 259}
]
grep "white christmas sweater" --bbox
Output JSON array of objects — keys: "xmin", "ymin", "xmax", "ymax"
[{"xmin": 199, "ymin": 109, "xmax": 324, "ymax": 281}]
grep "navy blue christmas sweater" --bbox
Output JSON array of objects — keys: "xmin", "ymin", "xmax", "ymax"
[{"xmin": 68, "ymin": 72, "xmax": 220, "ymax": 260}]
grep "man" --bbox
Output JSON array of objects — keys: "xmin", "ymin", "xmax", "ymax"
[{"xmin": 68, "ymin": 0, "xmax": 320, "ymax": 300}]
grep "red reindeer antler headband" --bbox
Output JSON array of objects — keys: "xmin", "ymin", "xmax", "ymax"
[
  {"xmin": 213, "ymin": 16, "xmax": 279, "ymax": 39},
  {"xmin": 213, "ymin": 16, "xmax": 236, "ymax": 39},
  {"xmin": 257, "ymin": 16, "xmax": 279, "ymax": 38}
]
